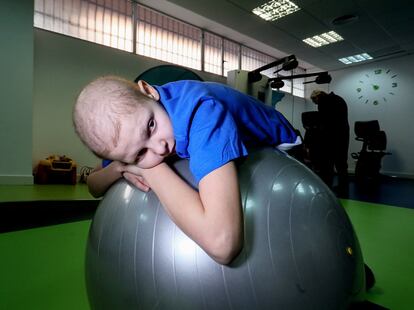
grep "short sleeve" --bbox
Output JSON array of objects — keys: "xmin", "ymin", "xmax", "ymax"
[
  {"xmin": 187, "ymin": 99, "xmax": 247, "ymax": 183},
  {"xmin": 102, "ymin": 159, "xmax": 112, "ymax": 168}
]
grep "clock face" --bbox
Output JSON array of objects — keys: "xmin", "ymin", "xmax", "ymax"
[{"xmin": 356, "ymin": 69, "xmax": 398, "ymax": 105}]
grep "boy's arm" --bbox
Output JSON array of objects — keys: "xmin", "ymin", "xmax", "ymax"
[
  {"xmin": 87, "ymin": 161, "xmax": 126, "ymax": 198},
  {"xmin": 132, "ymin": 161, "xmax": 243, "ymax": 265}
]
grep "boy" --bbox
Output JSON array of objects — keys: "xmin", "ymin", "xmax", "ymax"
[{"xmin": 73, "ymin": 76, "xmax": 300, "ymax": 265}]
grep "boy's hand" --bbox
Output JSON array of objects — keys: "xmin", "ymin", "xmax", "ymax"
[
  {"xmin": 123, "ymin": 171, "xmax": 151, "ymax": 192},
  {"xmin": 123, "ymin": 165, "xmax": 151, "ymax": 192}
]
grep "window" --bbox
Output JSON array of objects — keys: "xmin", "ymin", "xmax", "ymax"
[
  {"xmin": 223, "ymin": 39, "xmax": 240, "ymax": 77},
  {"xmin": 34, "ymin": 0, "xmax": 305, "ymax": 97},
  {"xmin": 241, "ymin": 46, "xmax": 276, "ymax": 74},
  {"xmin": 204, "ymin": 32, "xmax": 223, "ymax": 75},
  {"xmin": 34, "ymin": 0, "xmax": 133, "ymax": 52},
  {"xmin": 136, "ymin": 5, "xmax": 201, "ymax": 71}
]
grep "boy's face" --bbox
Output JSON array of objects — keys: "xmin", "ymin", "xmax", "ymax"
[{"xmin": 108, "ymin": 99, "xmax": 175, "ymax": 169}]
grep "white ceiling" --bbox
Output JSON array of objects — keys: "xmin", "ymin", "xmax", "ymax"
[{"xmin": 140, "ymin": 0, "xmax": 414, "ymax": 71}]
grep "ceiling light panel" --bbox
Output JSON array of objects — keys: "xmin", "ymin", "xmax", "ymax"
[
  {"xmin": 338, "ymin": 53, "xmax": 373, "ymax": 64},
  {"xmin": 252, "ymin": 0, "xmax": 300, "ymax": 22},
  {"xmin": 303, "ymin": 31, "xmax": 344, "ymax": 47}
]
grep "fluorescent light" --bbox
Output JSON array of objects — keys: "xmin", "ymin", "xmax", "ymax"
[
  {"xmin": 361, "ymin": 53, "xmax": 373, "ymax": 59},
  {"xmin": 303, "ymin": 31, "xmax": 344, "ymax": 47},
  {"xmin": 339, "ymin": 58, "xmax": 352, "ymax": 64},
  {"xmin": 252, "ymin": 0, "xmax": 300, "ymax": 21},
  {"xmin": 338, "ymin": 53, "xmax": 373, "ymax": 64}
]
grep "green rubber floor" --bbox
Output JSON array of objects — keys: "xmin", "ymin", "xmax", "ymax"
[
  {"xmin": 0, "ymin": 184, "xmax": 93, "ymax": 202},
  {"xmin": 342, "ymin": 199, "xmax": 414, "ymax": 309},
  {"xmin": 0, "ymin": 220, "xmax": 91, "ymax": 310},
  {"xmin": 0, "ymin": 192, "xmax": 413, "ymax": 309}
]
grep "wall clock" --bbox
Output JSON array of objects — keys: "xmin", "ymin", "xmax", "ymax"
[{"xmin": 356, "ymin": 69, "xmax": 398, "ymax": 105}]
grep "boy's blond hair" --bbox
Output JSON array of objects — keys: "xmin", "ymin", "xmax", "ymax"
[{"xmin": 73, "ymin": 76, "xmax": 152, "ymax": 158}]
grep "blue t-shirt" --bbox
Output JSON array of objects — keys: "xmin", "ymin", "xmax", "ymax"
[{"xmin": 152, "ymin": 80, "xmax": 297, "ymax": 182}]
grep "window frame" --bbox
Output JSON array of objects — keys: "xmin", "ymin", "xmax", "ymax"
[{"xmin": 33, "ymin": 0, "xmax": 306, "ymax": 97}]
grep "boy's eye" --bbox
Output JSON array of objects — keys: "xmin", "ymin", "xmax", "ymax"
[{"xmin": 148, "ymin": 119, "xmax": 155, "ymax": 132}]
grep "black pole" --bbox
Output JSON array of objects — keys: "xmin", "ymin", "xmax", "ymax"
[
  {"xmin": 268, "ymin": 71, "xmax": 329, "ymax": 82},
  {"xmin": 248, "ymin": 55, "xmax": 297, "ymax": 83}
]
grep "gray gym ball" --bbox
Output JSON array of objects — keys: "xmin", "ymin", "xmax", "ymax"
[{"xmin": 85, "ymin": 148, "xmax": 365, "ymax": 310}]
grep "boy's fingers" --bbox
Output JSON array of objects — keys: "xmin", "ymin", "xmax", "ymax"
[
  {"xmin": 124, "ymin": 164, "xmax": 142, "ymax": 175},
  {"xmin": 137, "ymin": 175, "xmax": 150, "ymax": 187},
  {"xmin": 123, "ymin": 172, "xmax": 150, "ymax": 192}
]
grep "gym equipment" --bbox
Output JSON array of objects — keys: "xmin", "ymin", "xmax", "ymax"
[
  {"xmin": 85, "ymin": 148, "xmax": 366, "ymax": 310},
  {"xmin": 268, "ymin": 71, "xmax": 332, "ymax": 89},
  {"xmin": 351, "ymin": 120, "xmax": 391, "ymax": 181},
  {"xmin": 134, "ymin": 64, "xmax": 203, "ymax": 85},
  {"xmin": 227, "ymin": 55, "xmax": 297, "ymax": 106}
]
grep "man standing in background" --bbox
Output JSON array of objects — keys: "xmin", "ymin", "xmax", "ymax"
[{"xmin": 310, "ymin": 90, "xmax": 350, "ymax": 195}]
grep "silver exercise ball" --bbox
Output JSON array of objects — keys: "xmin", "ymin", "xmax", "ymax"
[{"xmin": 85, "ymin": 148, "xmax": 365, "ymax": 310}]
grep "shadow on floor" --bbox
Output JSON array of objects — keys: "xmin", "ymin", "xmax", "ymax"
[{"xmin": 335, "ymin": 175, "xmax": 414, "ymax": 209}]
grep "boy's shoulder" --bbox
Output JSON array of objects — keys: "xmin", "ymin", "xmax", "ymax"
[
  {"xmin": 163, "ymin": 80, "xmax": 228, "ymax": 93},
  {"xmin": 157, "ymin": 80, "xmax": 236, "ymax": 110},
  {"xmin": 157, "ymin": 80, "xmax": 264, "ymax": 117}
]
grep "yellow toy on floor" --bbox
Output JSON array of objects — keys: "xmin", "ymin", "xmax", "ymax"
[{"xmin": 34, "ymin": 155, "xmax": 77, "ymax": 184}]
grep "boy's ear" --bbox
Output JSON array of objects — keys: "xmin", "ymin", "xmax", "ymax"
[{"xmin": 136, "ymin": 80, "xmax": 160, "ymax": 101}]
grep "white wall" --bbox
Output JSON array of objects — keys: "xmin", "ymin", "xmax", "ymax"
[
  {"xmin": 305, "ymin": 54, "xmax": 414, "ymax": 178},
  {"xmin": 0, "ymin": 1, "xmax": 34, "ymax": 184}
]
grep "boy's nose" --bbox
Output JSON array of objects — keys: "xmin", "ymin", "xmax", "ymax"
[{"xmin": 151, "ymin": 140, "xmax": 168, "ymax": 156}]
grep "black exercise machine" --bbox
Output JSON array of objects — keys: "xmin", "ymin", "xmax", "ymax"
[{"xmin": 351, "ymin": 120, "xmax": 391, "ymax": 181}]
